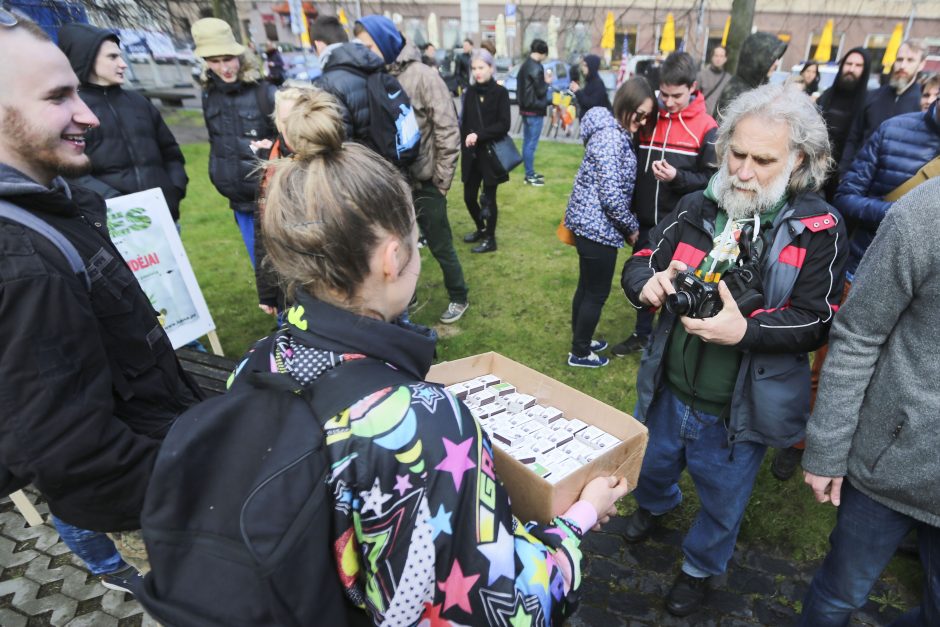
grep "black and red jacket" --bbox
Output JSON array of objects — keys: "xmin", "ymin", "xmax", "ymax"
[
  {"xmin": 633, "ymin": 91, "xmax": 718, "ymax": 228},
  {"xmin": 622, "ymin": 189, "xmax": 848, "ymax": 447}
]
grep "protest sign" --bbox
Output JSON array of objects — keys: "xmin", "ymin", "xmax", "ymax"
[{"xmin": 106, "ymin": 189, "xmax": 220, "ymax": 353}]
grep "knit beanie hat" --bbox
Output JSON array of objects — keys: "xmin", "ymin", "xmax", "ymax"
[{"xmin": 356, "ymin": 15, "xmax": 404, "ymax": 64}]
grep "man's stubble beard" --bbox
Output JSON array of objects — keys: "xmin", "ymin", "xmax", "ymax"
[
  {"xmin": 0, "ymin": 105, "xmax": 91, "ymax": 180},
  {"xmin": 716, "ymin": 153, "xmax": 796, "ymax": 222}
]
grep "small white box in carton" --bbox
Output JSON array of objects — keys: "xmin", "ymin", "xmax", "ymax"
[
  {"xmin": 446, "ymin": 382, "xmax": 469, "ymax": 400},
  {"xmin": 561, "ymin": 418, "xmax": 589, "ymax": 436},
  {"xmin": 576, "ymin": 425, "xmax": 608, "ymax": 447},
  {"xmin": 594, "ymin": 433, "xmax": 621, "ymax": 452},
  {"xmin": 506, "ymin": 393, "xmax": 537, "ymax": 413},
  {"xmin": 476, "ymin": 374, "xmax": 501, "ymax": 388},
  {"xmin": 427, "ymin": 352, "xmax": 648, "ymax": 524}
]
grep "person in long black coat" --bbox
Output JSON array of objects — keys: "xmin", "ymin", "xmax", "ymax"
[
  {"xmin": 570, "ymin": 54, "xmax": 611, "ymax": 120},
  {"xmin": 460, "ymin": 50, "xmax": 511, "ymax": 253}
]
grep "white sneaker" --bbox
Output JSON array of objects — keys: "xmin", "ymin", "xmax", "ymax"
[{"xmin": 440, "ymin": 302, "xmax": 469, "ymax": 324}]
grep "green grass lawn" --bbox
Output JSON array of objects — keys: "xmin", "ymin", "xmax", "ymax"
[{"xmin": 177, "ymin": 140, "xmax": 921, "ymax": 603}]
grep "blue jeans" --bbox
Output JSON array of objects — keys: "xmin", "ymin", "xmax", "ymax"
[
  {"xmin": 800, "ymin": 481, "xmax": 939, "ymax": 626},
  {"xmin": 233, "ymin": 210, "xmax": 256, "ymax": 268},
  {"xmin": 521, "ymin": 115, "xmax": 544, "ymax": 178},
  {"xmin": 51, "ymin": 516, "xmax": 126, "ymax": 576},
  {"xmin": 632, "ymin": 387, "xmax": 766, "ymax": 577}
]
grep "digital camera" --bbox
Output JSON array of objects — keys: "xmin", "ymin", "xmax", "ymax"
[{"xmin": 664, "ymin": 222, "xmax": 766, "ymax": 319}]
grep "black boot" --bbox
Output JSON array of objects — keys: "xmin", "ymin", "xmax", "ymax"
[
  {"xmin": 665, "ymin": 571, "xmax": 709, "ymax": 617},
  {"xmin": 770, "ymin": 446, "xmax": 804, "ymax": 481},
  {"xmin": 471, "ymin": 236, "xmax": 497, "ymax": 253},
  {"xmin": 623, "ymin": 507, "xmax": 657, "ymax": 543},
  {"xmin": 463, "ymin": 229, "xmax": 485, "ymax": 243}
]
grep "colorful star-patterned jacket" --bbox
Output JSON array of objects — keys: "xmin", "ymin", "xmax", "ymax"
[{"xmin": 233, "ymin": 294, "xmax": 598, "ymax": 625}]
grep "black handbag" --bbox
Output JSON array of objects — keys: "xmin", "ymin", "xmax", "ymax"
[
  {"xmin": 485, "ymin": 136, "xmax": 523, "ymax": 176},
  {"xmin": 473, "ymin": 91, "xmax": 522, "ymax": 177}
]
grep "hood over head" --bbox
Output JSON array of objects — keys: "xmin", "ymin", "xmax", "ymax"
[
  {"xmin": 735, "ymin": 32, "xmax": 787, "ymax": 89},
  {"xmin": 583, "ymin": 54, "xmax": 602, "ymax": 80},
  {"xmin": 57, "ymin": 23, "xmax": 120, "ymax": 84},
  {"xmin": 391, "ymin": 39, "xmax": 422, "ymax": 71},
  {"xmin": 834, "ymin": 46, "xmax": 871, "ymax": 94},
  {"xmin": 356, "ymin": 15, "xmax": 405, "ymax": 64}
]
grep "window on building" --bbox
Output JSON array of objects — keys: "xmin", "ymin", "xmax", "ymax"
[
  {"xmin": 806, "ymin": 31, "xmax": 845, "ymax": 64},
  {"xmin": 403, "ymin": 18, "xmax": 428, "ymax": 47},
  {"xmin": 261, "ymin": 15, "xmax": 278, "ymax": 42},
  {"xmin": 564, "ymin": 22, "xmax": 590, "ymax": 60},
  {"xmin": 864, "ymin": 33, "xmax": 892, "ymax": 74},
  {"xmin": 614, "ymin": 25, "xmax": 638, "ymax": 63},
  {"xmin": 523, "ymin": 21, "xmax": 546, "ymax": 52}
]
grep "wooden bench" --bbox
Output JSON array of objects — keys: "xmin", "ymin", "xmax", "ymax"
[
  {"xmin": 139, "ymin": 89, "xmax": 197, "ymax": 108},
  {"xmin": 176, "ymin": 347, "xmax": 237, "ymax": 397}
]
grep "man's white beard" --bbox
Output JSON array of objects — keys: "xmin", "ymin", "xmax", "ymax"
[{"xmin": 716, "ymin": 154, "xmax": 795, "ymax": 221}]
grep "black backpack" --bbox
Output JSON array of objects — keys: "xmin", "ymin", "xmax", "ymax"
[
  {"xmin": 362, "ymin": 70, "xmax": 421, "ymax": 167},
  {"xmin": 137, "ymin": 339, "xmax": 414, "ymax": 627}
]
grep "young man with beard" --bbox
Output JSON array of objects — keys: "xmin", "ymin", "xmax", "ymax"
[
  {"xmin": 817, "ymin": 48, "xmax": 870, "ymax": 203},
  {"xmin": 620, "ymin": 84, "xmax": 847, "ymax": 617},
  {"xmin": 0, "ymin": 12, "xmax": 201, "ymax": 591},
  {"xmin": 612, "ymin": 51, "xmax": 717, "ymax": 355},
  {"xmin": 839, "ymin": 40, "xmax": 926, "ymax": 173}
]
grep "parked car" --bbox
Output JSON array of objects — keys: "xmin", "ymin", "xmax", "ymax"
[
  {"xmin": 598, "ymin": 69, "xmax": 618, "ymax": 102},
  {"xmin": 501, "ymin": 59, "xmax": 571, "ymax": 104}
]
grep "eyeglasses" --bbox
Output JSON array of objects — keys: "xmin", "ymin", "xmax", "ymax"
[
  {"xmin": 634, "ymin": 110, "xmax": 651, "ymax": 123},
  {"xmin": 0, "ymin": 8, "xmax": 18, "ymax": 27}
]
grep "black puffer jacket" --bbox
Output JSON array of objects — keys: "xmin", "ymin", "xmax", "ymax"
[
  {"xmin": 517, "ymin": 56, "xmax": 549, "ymax": 115},
  {"xmin": 716, "ymin": 32, "xmax": 787, "ymax": 119},
  {"xmin": 314, "ymin": 42, "xmax": 385, "ymax": 144},
  {"xmin": 58, "ymin": 23, "xmax": 188, "ymax": 220},
  {"xmin": 0, "ymin": 165, "xmax": 202, "ymax": 531},
  {"xmin": 202, "ymin": 74, "xmax": 276, "ymax": 213},
  {"xmin": 837, "ymin": 82, "xmax": 922, "ymax": 174}
]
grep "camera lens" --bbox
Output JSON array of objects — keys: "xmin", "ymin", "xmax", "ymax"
[{"xmin": 665, "ymin": 292, "xmax": 692, "ymax": 316}]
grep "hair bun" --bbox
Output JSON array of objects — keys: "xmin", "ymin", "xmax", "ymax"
[{"xmin": 283, "ymin": 89, "xmax": 345, "ymax": 159}]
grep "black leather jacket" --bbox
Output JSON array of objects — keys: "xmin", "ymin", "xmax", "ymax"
[
  {"xmin": 202, "ymin": 74, "xmax": 276, "ymax": 213},
  {"xmin": 517, "ymin": 57, "xmax": 549, "ymax": 115}
]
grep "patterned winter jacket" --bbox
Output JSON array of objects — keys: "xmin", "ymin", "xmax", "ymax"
[
  {"xmin": 235, "ymin": 293, "xmax": 598, "ymax": 625},
  {"xmin": 564, "ymin": 107, "xmax": 639, "ymax": 247}
]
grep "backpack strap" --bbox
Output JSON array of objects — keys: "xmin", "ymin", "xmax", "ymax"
[
  {"xmin": 307, "ymin": 358, "xmax": 417, "ymax": 422},
  {"xmin": 243, "ymin": 352, "xmax": 418, "ymax": 424},
  {"xmin": 0, "ymin": 199, "xmax": 91, "ymax": 292}
]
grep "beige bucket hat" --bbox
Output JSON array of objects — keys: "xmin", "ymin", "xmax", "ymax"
[{"xmin": 191, "ymin": 18, "xmax": 246, "ymax": 58}]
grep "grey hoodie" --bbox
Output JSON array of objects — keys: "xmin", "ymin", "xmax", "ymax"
[{"xmin": 803, "ymin": 178, "xmax": 940, "ymax": 526}]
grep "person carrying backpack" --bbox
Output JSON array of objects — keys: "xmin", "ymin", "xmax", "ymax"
[
  {"xmin": 137, "ymin": 89, "xmax": 629, "ymax": 626},
  {"xmin": 311, "ymin": 15, "xmax": 419, "ymax": 168},
  {"xmin": 191, "ymin": 18, "xmax": 277, "ymax": 268}
]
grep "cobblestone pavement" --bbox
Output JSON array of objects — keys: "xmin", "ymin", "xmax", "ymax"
[{"xmin": 0, "ymin": 491, "xmax": 912, "ymax": 625}]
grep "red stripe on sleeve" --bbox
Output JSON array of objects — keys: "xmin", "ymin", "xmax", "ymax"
[
  {"xmin": 633, "ymin": 249, "xmax": 653, "ymax": 258},
  {"xmin": 671, "ymin": 242, "xmax": 707, "ymax": 269},
  {"xmin": 778, "ymin": 245, "xmax": 807, "ymax": 268}
]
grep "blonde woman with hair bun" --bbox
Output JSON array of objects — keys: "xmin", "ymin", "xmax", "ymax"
[{"xmin": 215, "ymin": 89, "xmax": 630, "ymax": 624}]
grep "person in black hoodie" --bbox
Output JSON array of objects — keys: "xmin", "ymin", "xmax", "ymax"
[
  {"xmin": 838, "ymin": 39, "xmax": 926, "ymax": 173},
  {"xmin": 0, "ymin": 17, "xmax": 201, "ymax": 593},
  {"xmin": 56, "ymin": 23, "xmax": 188, "ymax": 225},
  {"xmin": 569, "ymin": 54, "xmax": 611, "ymax": 120},
  {"xmin": 460, "ymin": 49, "xmax": 511, "ymax": 253},
  {"xmin": 191, "ymin": 18, "xmax": 276, "ymax": 269},
  {"xmin": 715, "ymin": 32, "xmax": 787, "ymax": 120},
  {"xmin": 817, "ymin": 48, "xmax": 870, "ymax": 203}
]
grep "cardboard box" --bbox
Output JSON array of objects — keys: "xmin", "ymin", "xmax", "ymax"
[{"xmin": 427, "ymin": 352, "xmax": 648, "ymax": 525}]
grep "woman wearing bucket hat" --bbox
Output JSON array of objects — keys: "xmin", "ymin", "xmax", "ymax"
[{"xmin": 191, "ymin": 17, "xmax": 276, "ymax": 268}]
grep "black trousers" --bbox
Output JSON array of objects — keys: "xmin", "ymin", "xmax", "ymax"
[
  {"xmin": 571, "ymin": 235, "xmax": 618, "ymax": 356},
  {"xmin": 463, "ymin": 166, "xmax": 499, "ymax": 237}
]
